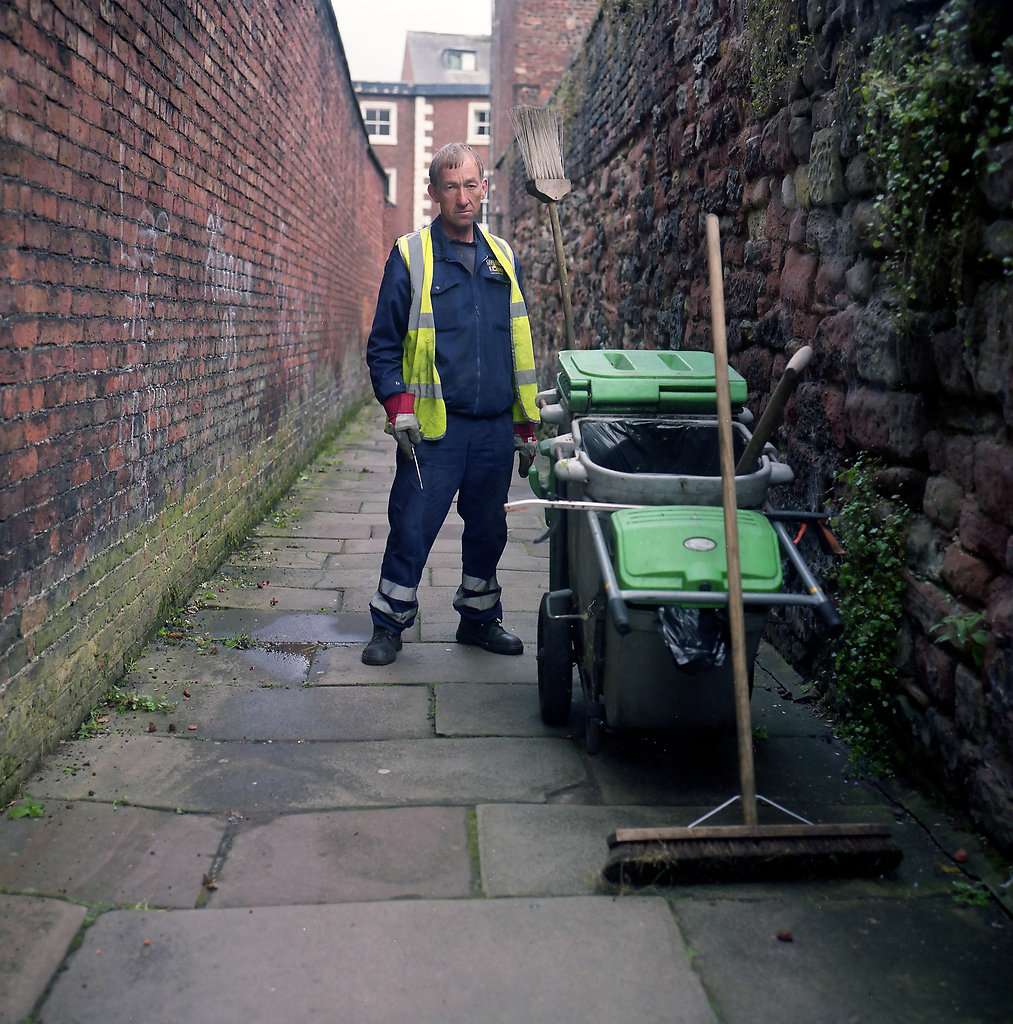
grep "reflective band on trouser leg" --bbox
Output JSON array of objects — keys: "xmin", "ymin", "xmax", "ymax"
[
  {"xmin": 453, "ymin": 573, "xmax": 502, "ymax": 617},
  {"xmin": 369, "ymin": 577, "xmax": 419, "ymax": 629}
]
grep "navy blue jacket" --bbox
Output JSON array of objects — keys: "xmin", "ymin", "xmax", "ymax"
[{"xmin": 366, "ymin": 217, "xmax": 525, "ymax": 419}]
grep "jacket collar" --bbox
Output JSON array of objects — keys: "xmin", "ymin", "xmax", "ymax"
[{"xmin": 430, "ymin": 216, "xmax": 489, "ymax": 260}]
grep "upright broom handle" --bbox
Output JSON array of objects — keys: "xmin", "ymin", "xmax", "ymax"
[
  {"xmin": 706, "ymin": 214, "xmax": 758, "ymax": 827},
  {"xmin": 547, "ymin": 202, "xmax": 576, "ymax": 349}
]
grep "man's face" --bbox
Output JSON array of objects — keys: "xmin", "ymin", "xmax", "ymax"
[{"xmin": 428, "ymin": 157, "xmax": 487, "ymax": 241}]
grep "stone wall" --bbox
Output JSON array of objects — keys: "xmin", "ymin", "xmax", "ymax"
[
  {"xmin": 504, "ymin": 0, "xmax": 1013, "ymax": 850},
  {"xmin": 0, "ymin": 0, "xmax": 386, "ymax": 800}
]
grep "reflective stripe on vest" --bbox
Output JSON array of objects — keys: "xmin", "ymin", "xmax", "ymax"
[{"xmin": 397, "ymin": 226, "xmax": 539, "ymax": 439}]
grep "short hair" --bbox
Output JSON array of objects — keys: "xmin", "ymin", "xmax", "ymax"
[{"xmin": 429, "ymin": 143, "xmax": 485, "ymax": 187}]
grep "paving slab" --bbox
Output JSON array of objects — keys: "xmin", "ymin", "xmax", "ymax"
[
  {"xmin": 40, "ymin": 897, "xmax": 714, "ymax": 1024},
  {"xmin": 478, "ymin": 803, "xmax": 698, "ymax": 897},
  {"xmin": 876, "ymin": 774, "xmax": 1013, "ymax": 913},
  {"xmin": 124, "ymin": 640, "xmax": 313, "ymax": 695},
  {"xmin": 749, "ymin": 679, "xmax": 829, "ymax": 738},
  {"xmin": 110, "ymin": 683, "xmax": 434, "ymax": 742},
  {"xmin": 213, "ymin": 807, "xmax": 472, "ymax": 906},
  {"xmin": 318, "ymin": 551, "xmax": 393, "ymax": 573},
  {"xmin": 673, "ymin": 896, "xmax": 1013, "ymax": 1024},
  {"xmin": 203, "ymin": 584, "xmax": 345, "ymax": 612},
  {"xmin": 267, "ymin": 496, "xmax": 364, "ymax": 515},
  {"xmin": 263, "ymin": 511, "xmax": 376, "ymax": 539},
  {"xmin": 194, "ymin": 608, "xmax": 373, "ymax": 644},
  {"xmin": 29, "ymin": 736, "xmax": 588, "ymax": 813},
  {"xmin": 416, "ymin": 609, "xmax": 538, "ymax": 644},
  {"xmin": 241, "ymin": 537, "xmax": 344, "ymax": 562},
  {"xmin": 338, "ymin": 537, "xmax": 390, "ymax": 555},
  {"xmin": 585, "ymin": 725, "xmax": 885, "ymax": 811},
  {"xmin": 213, "ymin": 564, "xmax": 355, "ymax": 591},
  {"xmin": 476, "ymin": 547, "xmax": 548, "ymax": 571},
  {"xmin": 314, "ymin": 642, "xmax": 538, "ymax": 685},
  {"xmin": 0, "ymin": 803, "xmax": 221, "ymax": 907},
  {"xmin": 0, "ymin": 894, "xmax": 88, "ymax": 1024},
  {"xmin": 434, "ymin": 682, "xmax": 570, "ymax": 738}
]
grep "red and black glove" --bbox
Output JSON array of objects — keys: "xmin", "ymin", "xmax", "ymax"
[{"xmin": 382, "ymin": 394, "xmax": 421, "ymax": 458}]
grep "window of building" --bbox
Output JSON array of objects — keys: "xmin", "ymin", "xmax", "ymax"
[
  {"xmin": 443, "ymin": 49, "xmax": 477, "ymax": 71},
  {"xmin": 468, "ymin": 103, "xmax": 491, "ymax": 145},
  {"xmin": 383, "ymin": 168, "xmax": 397, "ymax": 204},
  {"xmin": 360, "ymin": 102, "xmax": 397, "ymax": 145}
]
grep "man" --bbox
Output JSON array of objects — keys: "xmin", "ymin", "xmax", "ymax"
[{"xmin": 362, "ymin": 142, "xmax": 540, "ymax": 667}]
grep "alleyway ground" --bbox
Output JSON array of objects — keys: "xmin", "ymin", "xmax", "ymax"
[{"xmin": 2, "ymin": 404, "xmax": 1013, "ymax": 1023}]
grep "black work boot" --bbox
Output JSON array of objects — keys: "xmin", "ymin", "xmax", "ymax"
[
  {"xmin": 455, "ymin": 618, "xmax": 523, "ymax": 655},
  {"xmin": 362, "ymin": 627, "xmax": 402, "ymax": 666}
]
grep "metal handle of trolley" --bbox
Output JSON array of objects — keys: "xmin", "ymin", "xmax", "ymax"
[{"xmin": 506, "ymin": 498, "xmax": 844, "ymax": 638}]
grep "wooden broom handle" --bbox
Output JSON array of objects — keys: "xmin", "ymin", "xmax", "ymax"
[
  {"xmin": 547, "ymin": 202, "xmax": 575, "ymax": 349},
  {"xmin": 706, "ymin": 214, "xmax": 758, "ymax": 827}
]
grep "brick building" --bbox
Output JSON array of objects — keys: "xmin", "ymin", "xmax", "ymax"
[
  {"xmin": 354, "ymin": 32, "xmax": 492, "ymax": 242},
  {"xmin": 488, "ymin": 0, "xmax": 599, "ymax": 227}
]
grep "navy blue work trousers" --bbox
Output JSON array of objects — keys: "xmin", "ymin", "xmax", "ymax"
[{"xmin": 369, "ymin": 410, "xmax": 514, "ymax": 634}]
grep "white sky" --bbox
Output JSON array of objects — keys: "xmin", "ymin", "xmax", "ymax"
[{"xmin": 330, "ymin": 1, "xmax": 493, "ymax": 81}]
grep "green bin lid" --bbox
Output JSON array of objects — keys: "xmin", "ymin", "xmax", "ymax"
[
  {"xmin": 557, "ymin": 349, "xmax": 747, "ymax": 414},
  {"xmin": 611, "ymin": 506, "xmax": 783, "ymax": 595}
]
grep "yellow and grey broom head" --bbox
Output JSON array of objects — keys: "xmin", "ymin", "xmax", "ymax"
[{"xmin": 510, "ymin": 105, "xmax": 571, "ymax": 203}]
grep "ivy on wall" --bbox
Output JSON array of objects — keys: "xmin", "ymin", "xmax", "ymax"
[
  {"xmin": 745, "ymin": 0, "xmax": 809, "ymax": 115},
  {"xmin": 860, "ymin": 0, "xmax": 1013, "ymax": 313},
  {"xmin": 827, "ymin": 454, "xmax": 910, "ymax": 773}
]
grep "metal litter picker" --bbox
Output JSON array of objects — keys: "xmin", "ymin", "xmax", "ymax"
[{"xmin": 602, "ymin": 217, "xmax": 902, "ymax": 884}]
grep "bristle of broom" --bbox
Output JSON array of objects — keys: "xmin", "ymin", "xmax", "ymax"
[
  {"xmin": 603, "ymin": 825, "xmax": 903, "ymax": 886},
  {"xmin": 510, "ymin": 105, "xmax": 565, "ymax": 181}
]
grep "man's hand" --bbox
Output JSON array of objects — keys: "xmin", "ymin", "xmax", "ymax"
[
  {"xmin": 387, "ymin": 412, "xmax": 422, "ymax": 458},
  {"xmin": 382, "ymin": 394, "xmax": 421, "ymax": 459},
  {"xmin": 514, "ymin": 424, "xmax": 539, "ymax": 478}
]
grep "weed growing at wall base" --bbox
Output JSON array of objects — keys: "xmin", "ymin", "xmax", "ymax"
[{"xmin": 7, "ymin": 796, "xmax": 45, "ymax": 819}]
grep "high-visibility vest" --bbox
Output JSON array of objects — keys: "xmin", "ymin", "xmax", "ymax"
[{"xmin": 396, "ymin": 225, "xmax": 539, "ymax": 439}]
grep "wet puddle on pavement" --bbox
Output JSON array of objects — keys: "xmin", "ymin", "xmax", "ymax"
[{"xmin": 242, "ymin": 642, "xmax": 320, "ymax": 685}]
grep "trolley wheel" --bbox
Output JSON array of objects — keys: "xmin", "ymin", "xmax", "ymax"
[{"xmin": 537, "ymin": 593, "xmax": 573, "ymax": 726}]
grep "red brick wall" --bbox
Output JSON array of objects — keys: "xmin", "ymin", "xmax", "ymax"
[{"xmin": 0, "ymin": 0, "xmax": 386, "ymax": 796}]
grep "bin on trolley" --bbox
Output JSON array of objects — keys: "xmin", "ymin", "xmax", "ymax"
[{"xmin": 525, "ymin": 349, "xmax": 840, "ymax": 752}]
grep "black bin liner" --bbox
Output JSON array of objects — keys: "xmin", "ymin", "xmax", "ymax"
[
  {"xmin": 657, "ymin": 605, "xmax": 728, "ymax": 673},
  {"xmin": 579, "ymin": 419, "xmax": 753, "ymax": 476}
]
